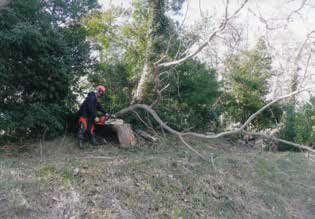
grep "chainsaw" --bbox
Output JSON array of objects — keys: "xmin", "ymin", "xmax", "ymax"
[
  {"xmin": 95, "ymin": 115, "xmax": 107, "ymax": 126},
  {"xmin": 95, "ymin": 114, "xmax": 119, "ymax": 126}
]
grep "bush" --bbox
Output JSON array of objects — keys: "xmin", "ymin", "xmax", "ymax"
[
  {"xmin": 278, "ymin": 99, "xmax": 315, "ymax": 151},
  {"xmin": 1, "ymin": 104, "xmax": 68, "ymax": 141}
]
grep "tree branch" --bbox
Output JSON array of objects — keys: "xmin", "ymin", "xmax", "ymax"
[
  {"xmin": 287, "ymin": 0, "xmax": 308, "ymax": 22},
  {"xmin": 157, "ymin": 0, "xmax": 249, "ymax": 68},
  {"xmin": 116, "ymin": 88, "xmax": 314, "ymax": 153},
  {"xmin": 243, "ymin": 131, "xmax": 315, "ymax": 153}
]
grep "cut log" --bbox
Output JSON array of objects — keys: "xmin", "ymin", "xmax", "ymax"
[
  {"xmin": 112, "ymin": 123, "xmax": 136, "ymax": 148},
  {"xmin": 104, "ymin": 119, "xmax": 136, "ymax": 147}
]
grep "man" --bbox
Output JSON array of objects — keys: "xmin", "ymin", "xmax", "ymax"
[{"xmin": 77, "ymin": 85, "xmax": 107, "ymax": 147}]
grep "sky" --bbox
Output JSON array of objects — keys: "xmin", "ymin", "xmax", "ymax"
[
  {"xmin": 99, "ymin": 0, "xmax": 315, "ymax": 39},
  {"xmin": 98, "ymin": 0, "xmax": 315, "ymax": 46}
]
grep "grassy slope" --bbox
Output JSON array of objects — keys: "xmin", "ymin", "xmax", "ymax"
[{"xmin": 0, "ymin": 135, "xmax": 314, "ymax": 218}]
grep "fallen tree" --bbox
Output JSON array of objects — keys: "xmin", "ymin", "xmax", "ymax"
[{"xmin": 116, "ymin": 88, "xmax": 314, "ymax": 158}]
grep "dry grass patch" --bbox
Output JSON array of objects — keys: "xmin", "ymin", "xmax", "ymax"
[{"xmin": 0, "ymin": 135, "xmax": 314, "ymax": 218}]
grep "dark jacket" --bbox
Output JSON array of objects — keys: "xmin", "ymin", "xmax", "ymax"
[{"xmin": 78, "ymin": 92, "xmax": 106, "ymax": 119}]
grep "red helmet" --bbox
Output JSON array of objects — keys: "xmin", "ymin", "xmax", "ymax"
[{"xmin": 96, "ymin": 85, "xmax": 106, "ymax": 93}]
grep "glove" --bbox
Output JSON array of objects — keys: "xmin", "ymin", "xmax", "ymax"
[{"xmin": 94, "ymin": 117, "xmax": 99, "ymax": 123}]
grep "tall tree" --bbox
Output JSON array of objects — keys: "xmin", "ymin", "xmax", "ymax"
[
  {"xmin": 223, "ymin": 39, "xmax": 279, "ymax": 128},
  {"xmin": 132, "ymin": 0, "xmax": 170, "ymax": 103},
  {"xmin": 0, "ymin": 0, "xmax": 98, "ymax": 139}
]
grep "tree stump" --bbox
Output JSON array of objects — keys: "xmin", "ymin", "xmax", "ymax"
[{"xmin": 107, "ymin": 119, "xmax": 136, "ymax": 148}]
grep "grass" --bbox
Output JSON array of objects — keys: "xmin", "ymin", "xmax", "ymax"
[{"xmin": 0, "ymin": 134, "xmax": 314, "ymax": 218}]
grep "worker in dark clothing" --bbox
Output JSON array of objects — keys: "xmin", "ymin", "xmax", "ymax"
[{"xmin": 77, "ymin": 85, "xmax": 107, "ymax": 147}]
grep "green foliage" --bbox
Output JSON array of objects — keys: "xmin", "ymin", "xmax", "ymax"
[
  {"xmin": 223, "ymin": 39, "xmax": 280, "ymax": 129},
  {"xmin": 157, "ymin": 60, "xmax": 222, "ymax": 130},
  {"xmin": 278, "ymin": 99, "xmax": 315, "ymax": 151},
  {"xmin": 171, "ymin": 60, "xmax": 221, "ymax": 107},
  {"xmin": 0, "ymin": 104, "xmax": 68, "ymax": 142},
  {"xmin": 0, "ymin": 0, "xmax": 98, "ymax": 141},
  {"xmin": 90, "ymin": 63, "xmax": 132, "ymax": 113}
]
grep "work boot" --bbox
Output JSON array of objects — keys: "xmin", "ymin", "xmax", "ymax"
[
  {"xmin": 91, "ymin": 135, "xmax": 105, "ymax": 146},
  {"xmin": 78, "ymin": 138, "xmax": 83, "ymax": 149},
  {"xmin": 91, "ymin": 134, "xmax": 97, "ymax": 146}
]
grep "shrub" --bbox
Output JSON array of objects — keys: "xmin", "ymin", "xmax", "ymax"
[{"xmin": 278, "ymin": 99, "xmax": 315, "ymax": 151}]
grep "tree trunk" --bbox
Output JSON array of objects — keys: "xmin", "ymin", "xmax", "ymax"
[
  {"xmin": 132, "ymin": 0, "xmax": 165, "ymax": 103},
  {"xmin": 289, "ymin": 35, "xmax": 311, "ymax": 106},
  {"xmin": 132, "ymin": 50, "xmax": 153, "ymax": 103}
]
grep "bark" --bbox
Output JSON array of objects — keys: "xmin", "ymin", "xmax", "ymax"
[
  {"xmin": 132, "ymin": 58, "xmax": 152, "ymax": 104},
  {"xmin": 132, "ymin": 0, "xmax": 165, "ymax": 103}
]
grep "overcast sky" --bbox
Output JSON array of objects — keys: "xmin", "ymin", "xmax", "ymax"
[{"xmin": 99, "ymin": 0, "xmax": 315, "ymax": 41}]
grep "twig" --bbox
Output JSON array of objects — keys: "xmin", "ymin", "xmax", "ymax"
[
  {"xmin": 287, "ymin": 0, "xmax": 308, "ymax": 22},
  {"xmin": 132, "ymin": 110, "xmax": 156, "ymax": 134}
]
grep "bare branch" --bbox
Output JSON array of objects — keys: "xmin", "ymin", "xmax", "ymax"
[
  {"xmin": 179, "ymin": 0, "xmax": 190, "ymax": 30},
  {"xmin": 247, "ymin": 8, "xmax": 283, "ymax": 31},
  {"xmin": 300, "ymin": 51, "xmax": 312, "ymax": 86},
  {"xmin": 132, "ymin": 110, "xmax": 156, "ymax": 134},
  {"xmin": 157, "ymin": 0, "xmax": 249, "ymax": 68},
  {"xmin": 199, "ymin": 0, "xmax": 204, "ymax": 18},
  {"xmin": 239, "ymin": 89, "xmax": 307, "ymax": 130},
  {"xmin": 160, "ymin": 83, "xmax": 170, "ymax": 93},
  {"xmin": 225, "ymin": 0, "xmax": 230, "ymax": 21},
  {"xmin": 244, "ymin": 131, "xmax": 315, "ymax": 153},
  {"xmin": 287, "ymin": 0, "xmax": 308, "ymax": 22}
]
